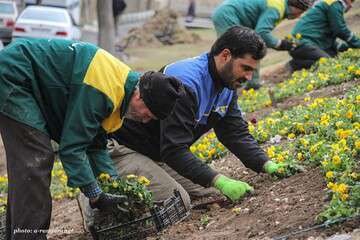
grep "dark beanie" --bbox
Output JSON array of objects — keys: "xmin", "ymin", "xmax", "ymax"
[{"xmin": 139, "ymin": 71, "xmax": 185, "ymax": 120}]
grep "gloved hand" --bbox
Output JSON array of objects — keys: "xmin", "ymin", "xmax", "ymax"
[
  {"xmin": 277, "ymin": 39, "xmax": 297, "ymax": 51},
  {"xmin": 263, "ymin": 161, "xmax": 286, "ymax": 175},
  {"xmin": 213, "ymin": 175, "xmax": 254, "ymax": 202},
  {"xmin": 90, "ymin": 192, "xmax": 128, "ymax": 211},
  {"xmin": 337, "ymin": 42, "xmax": 350, "ymax": 52}
]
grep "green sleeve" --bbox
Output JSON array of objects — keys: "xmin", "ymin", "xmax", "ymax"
[
  {"xmin": 255, "ymin": 9, "xmax": 282, "ymax": 48},
  {"xmin": 87, "ymin": 133, "xmax": 117, "ymax": 178},
  {"xmin": 328, "ymin": 2, "xmax": 360, "ymax": 48},
  {"xmin": 59, "ymin": 84, "xmax": 117, "ymax": 188}
]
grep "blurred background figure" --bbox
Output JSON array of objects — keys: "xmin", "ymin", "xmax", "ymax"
[
  {"xmin": 113, "ymin": 0, "xmax": 127, "ymax": 36},
  {"xmin": 212, "ymin": 0, "xmax": 314, "ymax": 90},
  {"xmin": 288, "ymin": 0, "xmax": 360, "ymax": 72},
  {"xmin": 185, "ymin": 0, "xmax": 196, "ymax": 22}
]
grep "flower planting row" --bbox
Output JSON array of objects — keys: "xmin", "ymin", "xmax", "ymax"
[
  {"xmin": 191, "ymin": 86, "xmax": 360, "ymax": 222},
  {"xmin": 238, "ymin": 49, "xmax": 360, "ymax": 113}
]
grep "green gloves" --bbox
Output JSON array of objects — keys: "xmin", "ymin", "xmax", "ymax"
[
  {"xmin": 213, "ymin": 175, "xmax": 254, "ymax": 202},
  {"xmin": 263, "ymin": 161, "xmax": 285, "ymax": 175}
]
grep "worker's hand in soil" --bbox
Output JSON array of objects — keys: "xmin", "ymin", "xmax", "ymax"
[
  {"xmin": 278, "ymin": 39, "xmax": 297, "ymax": 51},
  {"xmin": 263, "ymin": 160, "xmax": 286, "ymax": 175},
  {"xmin": 213, "ymin": 175, "xmax": 254, "ymax": 202},
  {"xmin": 90, "ymin": 192, "xmax": 128, "ymax": 212}
]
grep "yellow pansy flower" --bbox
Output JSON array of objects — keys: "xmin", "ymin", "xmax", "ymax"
[
  {"xmin": 306, "ymin": 84, "xmax": 314, "ymax": 91},
  {"xmin": 319, "ymin": 58, "xmax": 327, "ymax": 64},
  {"xmin": 347, "ymin": 65, "xmax": 355, "ymax": 73},
  {"xmin": 355, "ymin": 141, "xmax": 360, "ymax": 149},
  {"xmin": 138, "ymin": 176, "xmax": 151, "ymax": 186},
  {"xmin": 99, "ymin": 173, "xmax": 111, "ymax": 182},
  {"xmin": 337, "ymin": 183, "xmax": 348, "ymax": 194},
  {"xmin": 190, "ymin": 145, "xmax": 197, "ymax": 153},
  {"xmin": 332, "ymin": 155, "xmax": 341, "ymax": 165},
  {"xmin": 288, "ymin": 133, "xmax": 296, "ymax": 140},
  {"xmin": 325, "ymin": 171, "xmax": 334, "ymax": 179},
  {"xmin": 345, "ymin": 110, "xmax": 353, "ymax": 119},
  {"xmin": 112, "ymin": 181, "xmax": 119, "ymax": 188},
  {"xmin": 340, "ymin": 193, "xmax": 349, "ymax": 201}
]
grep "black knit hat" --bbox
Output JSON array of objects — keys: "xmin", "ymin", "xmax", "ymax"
[{"xmin": 139, "ymin": 71, "xmax": 185, "ymax": 120}]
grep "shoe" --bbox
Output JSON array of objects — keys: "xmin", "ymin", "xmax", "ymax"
[{"xmin": 185, "ymin": 16, "xmax": 194, "ymax": 23}]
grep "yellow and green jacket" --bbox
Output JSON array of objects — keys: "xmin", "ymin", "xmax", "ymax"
[
  {"xmin": 292, "ymin": 0, "xmax": 360, "ymax": 50},
  {"xmin": 0, "ymin": 38, "xmax": 140, "ymax": 188},
  {"xmin": 212, "ymin": 0, "xmax": 289, "ymax": 48}
]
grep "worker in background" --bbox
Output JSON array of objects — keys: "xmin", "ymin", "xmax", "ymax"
[
  {"xmin": 288, "ymin": 0, "xmax": 360, "ymax": 72},
  {"xmin": 185, "ymin": 0, "xmax": 196, "ymax": 23},
  {"xmin": 212, "ymin": 0, "xmax": 314, "ymax": 89},
  {"xmin": 113, "ymin": 0, "xmax": 127, "ymax": 36}
]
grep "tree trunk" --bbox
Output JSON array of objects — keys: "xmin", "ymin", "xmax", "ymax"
[
  {"xmin": 19, "ymin": 0, "xmax": 26, "ymax": 11},
  {"xmin": 97, "ymin": 0, "xmax": 115, "ymax": 54},
  {"xmin": 146, "ymin": 0, "xmax": 152, "ymax": 10}
]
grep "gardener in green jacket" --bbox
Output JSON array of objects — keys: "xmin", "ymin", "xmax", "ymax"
[
  {"xmin": 288, "ymin": 0, "xmax": 360, "ymax": 72},
  {"xmin": 0, "ymin": 38, "xmax": 184, "ymax": 240},
  {"xmin": 212, "ymin": 0, "xmax": 314, "ymax": 89}
]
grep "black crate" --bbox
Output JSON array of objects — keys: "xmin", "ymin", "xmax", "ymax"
[
  {"xmin": 0, "ymin": 205, "xmax": 6, "ymax": 240},
  {"xmin": 90, "ymin": 190, "xmax": 189, "ymax": 240}
]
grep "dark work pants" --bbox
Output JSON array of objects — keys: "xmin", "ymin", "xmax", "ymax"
[
  {"xmin": 0, "ymin": 114, "xmax": 54, "ymax": 240},
  {"xmin": 289, "ymin": 44, "xmax": 337, "ymax": 71}
]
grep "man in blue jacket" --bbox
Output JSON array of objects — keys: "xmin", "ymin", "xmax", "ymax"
[
  {"xmin": 288, "ymin": 0, "xmax": 360, "ymax": 71},
  {"xmin": 111, "ymin": 26, "xmax": 284, "ymax": 204},
  {"xmin": 212, "ymin": 0, "xmax": 314, "ymax": 89}
]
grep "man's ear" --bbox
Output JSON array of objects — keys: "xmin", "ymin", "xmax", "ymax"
[
  {"xmin": 133, "ymin": 88, "xmax": 141, "ymax": 100},
  {"xmin": 219, "ymin": 48, "xmax": 232, "ymax": 62}
]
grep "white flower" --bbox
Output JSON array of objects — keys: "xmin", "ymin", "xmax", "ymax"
[{"xmin": 270, "ymin": 135, "xmax": 282, "ymax": 144}]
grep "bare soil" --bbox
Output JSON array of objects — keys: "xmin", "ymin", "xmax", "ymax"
[{"xmin": 48, "ymin": 154, "xmax": 359, "ymax": 240}]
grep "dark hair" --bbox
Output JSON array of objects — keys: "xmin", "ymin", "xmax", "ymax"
[
  {"xmin": 288, "ymin": 0, "xmax": 314, "ymax": 10},
  {"xmin": 210, "ymin": 26, "xmax": 267, "ymax": 60}
]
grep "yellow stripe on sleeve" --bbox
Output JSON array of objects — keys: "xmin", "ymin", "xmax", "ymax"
[
  {"xmin": 324, "ymin": 0, "xmax": 337, "ymax": 5},
  {"xmin": 267, "ymin": 0, "xmax": 286, "ymax": 19},
  {"xmin": 83, "ymin": 49, "xmax": 131, "ymax": 133}
]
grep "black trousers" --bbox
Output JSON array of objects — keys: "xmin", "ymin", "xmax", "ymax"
[
  {"xmin": 289, "ymin": 44, "xmax": 337, "ymax": 71},
  {"xmin": 0, "ymin": 114, "xmax": 53, "ymax": 240},
  {"xmin": 187, "ymin": 0, "xmax": 196, "ymax": 17}
]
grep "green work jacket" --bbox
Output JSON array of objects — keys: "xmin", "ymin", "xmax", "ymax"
[
  {"xmin": 212, "ymin": 0, "xmax": 289, "ymax": 48},
  {"xmin": 292, "ymin": 0, "xmax": 360, "ymax": 51},
  {"xmin": 0, "ymin": 38, "xmax": 139, "ymax": 188}
]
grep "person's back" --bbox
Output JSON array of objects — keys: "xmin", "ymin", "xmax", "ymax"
[
  {"xmin": 288, "ymin": 0, "xmax": 360, "ymax": 71},
  {"xmin": 212, "ymin": 0, "xmax": 289, "ymax": 46},
  {"xmin": 213, "ymin": 0, "xmax": 269, "ymax": 33},
  {"xmin": 292, "ymin": 0, "xmax": 341, "ymax": 51}
]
